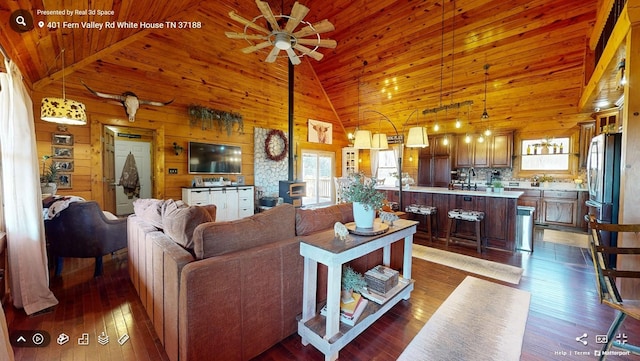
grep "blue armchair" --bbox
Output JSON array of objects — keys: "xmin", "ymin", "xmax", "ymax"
[{"xmin": 44, "ymin": 201, "xmax": 127, "ymax": 277}]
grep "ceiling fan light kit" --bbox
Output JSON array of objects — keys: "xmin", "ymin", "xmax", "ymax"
[{"xmin": 226, "ymin": 1, "xmax": 336, "ymax": 65}]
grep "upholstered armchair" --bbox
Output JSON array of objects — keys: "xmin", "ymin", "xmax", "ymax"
[{"xmin": 44, "ymin": 201, "xmax": 127, "ymax": 277}]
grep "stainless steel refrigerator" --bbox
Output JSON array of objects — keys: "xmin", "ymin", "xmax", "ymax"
[{"xmin": 586, "ymin": 133, "xmax": 622, "ymax": 264}]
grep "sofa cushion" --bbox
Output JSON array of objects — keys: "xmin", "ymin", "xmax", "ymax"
[
  {"xmin": 193, "ymin": 203, "xmax": 296, "ymax": 259},
  {"xmin": 161, "ymin": 200, "xmax": 214, "ymax": 250},
  {"xmin": 295, "ymin": 203, "xmax": 354, "ymax": 236},
  {"xmin": 133, "ymin": 198, "xmax": 171, "ymax": 229}
]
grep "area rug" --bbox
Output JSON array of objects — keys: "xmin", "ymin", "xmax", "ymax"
[
  {"xmin": 543, "ymin": 229, "xmax": 589, "ymax": 248},
  {"xmin": 412, "ymin": 244, "xmax": 523, "ymax": 284},
  {"xmin": 398, "ymin": 276, "xmax": 531, "ymax": 361}
]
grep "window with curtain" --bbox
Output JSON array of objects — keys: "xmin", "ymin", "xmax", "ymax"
[{"xmin": 376, "ymin": 149, "xmax": 398, "ymax": 186}]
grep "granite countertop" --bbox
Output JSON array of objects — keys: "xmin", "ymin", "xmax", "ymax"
[
  {"xmin": 377, "ymin": 186, "xmax": 524, "ymax": 199},
  {"xmin": 502, "ymin": 181, "xmax": 587, "ymax": 192}
]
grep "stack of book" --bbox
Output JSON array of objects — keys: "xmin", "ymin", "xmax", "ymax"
[{"xmin": 320, "ymin": 292, "xmax": 368, "ymax": 326}]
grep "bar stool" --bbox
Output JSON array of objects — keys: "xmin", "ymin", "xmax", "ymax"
[
  {"xmin": 445, "ymin": 209, "xmax": 485, "ymax": 253},
  {"xmin": 406, "ymin": 204, "xmax": 437, "ymax": 242}
]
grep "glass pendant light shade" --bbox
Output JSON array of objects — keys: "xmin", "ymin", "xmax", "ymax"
[
  {"xmin": 41, "ymin": 97, "xmax": 87, "ymax": 125},
  {"xmin": 353, "ymin": 129, "xmax": 372, "ymax": 149},
  {"xmin": 371, "ymin": 133, "xmax": 389, "ymax": 150},
  {"xmin": 406, "ymin": 126, "xmax": 429, "ymax": 148}
]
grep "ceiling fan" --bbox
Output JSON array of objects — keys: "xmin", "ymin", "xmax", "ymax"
[{"xmin": 225, "ymin": 0, "xmax": 337, "ymax": 65}]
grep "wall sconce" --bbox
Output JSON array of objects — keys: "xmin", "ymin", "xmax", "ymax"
[
  {"xmin": 616, "ymin": 58, "xmax": 626, "ymax": 89},
  {"xmin": 172, "ymin": 142, "xmax": 184, "ymax": 155}
]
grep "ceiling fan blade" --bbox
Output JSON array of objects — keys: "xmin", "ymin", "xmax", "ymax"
[
  {"xmin": 265, "ymin": 47, "xmax": 281, "ymax": 63},
  {"xmin": 225, "ymin": 32, "xmax": 267, "ymax": 41},
  {"xmin": 229, "ymin": 11, "xmax": 270, "ymax": 34},
  {"xmin": 255, "ymin": 0, "xmax": 280, "ymax": 31},
  {"xmin": 296, "ymin": 38, "xmax": 337, "ymax": 48},
  {"xmin": 284, "ymin": 2, "xmax": 310, "ymax": 33},
  {"xmin": 285, "ymin": 48, "xmax": 302, "ymax": 65},
  {"xmin": 241, "ymin": 41, "xmax": 272, "ymax": 54},
  {"xmin": 293, "ymin": 44, "xmax": 324, "ymax": 61},
  {"xmin": 293, "ymin": 19, "xmax": 335, "ymax": 38}
]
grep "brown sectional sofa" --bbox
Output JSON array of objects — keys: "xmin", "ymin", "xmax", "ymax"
[{"xmin": 127, "ymin": 199, "xmax": 384, "ymax": 361}]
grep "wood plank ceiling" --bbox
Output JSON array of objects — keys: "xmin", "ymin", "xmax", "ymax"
[{"xmin": 0, "ymin": 0, "xmax": 602, "ymax": 137}]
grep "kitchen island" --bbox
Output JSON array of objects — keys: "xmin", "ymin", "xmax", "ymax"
[{"xmin": 378, "ymin": 186, "xmax": 524, "ymax": 252}]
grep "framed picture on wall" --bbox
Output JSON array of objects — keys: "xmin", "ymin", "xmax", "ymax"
[
  {"xmin": 57, "ymin": 173, "xmax": 72, "ymax": 189},
  {"xmin": 308, "ymin": 119, "xmax": 333, "ymax": 144},
  {"xmin": 52, "ymin": 146, "xmax": 73, "ymax": 159},
  {"xmin": 52, "ymin": 133, "xmax": 74, "ymax": 146},
  {"xmin": 53, "ymin": 160, "xmax": 74, "ymax": 172}
]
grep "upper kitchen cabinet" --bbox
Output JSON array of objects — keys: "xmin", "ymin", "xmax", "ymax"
[
  {"xmin": 593, "ymin": 107, "xmax": 621, "ymax": 135},
  {"xmin": 455, "ymin": 132, "xmax": 512, "ymax": 168},
  {"xmin": 491, "ymin": 132, "xmax": 513, "ymax": 168}
]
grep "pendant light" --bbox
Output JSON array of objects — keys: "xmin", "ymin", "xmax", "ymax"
[
  {"xmin": 481, "ymin": 64, "xmax": 491, "ymax": 137},
  {"xmin": 406, "ymin": 109, "xmax": 429, "ymax": 148},
  {"xmin": 371, "ymin": 114, "xmax": 389, "ymax": 150},
  {"xmin": 41, "ymin": 49, "xmax": 87, "ymax": 125},
  {"xmin": 353, "ymin": 61, "xmax": 372, "ymax": 149}
]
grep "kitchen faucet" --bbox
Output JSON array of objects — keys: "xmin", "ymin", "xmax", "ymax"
[{"xmin": 466, "ymin": 167, "xmax": 476, "ymax": 190}]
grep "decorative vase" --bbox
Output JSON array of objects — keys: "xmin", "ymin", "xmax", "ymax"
[
  {"xmin": 353, "ymin": 202, "xmax": 375, "ymax": 229},
  {"xmin": 41, "ymin": 182, "xmax": 57, "ymax": 196}
]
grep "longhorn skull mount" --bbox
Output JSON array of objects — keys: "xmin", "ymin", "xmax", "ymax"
[{"xmin": 82, "ymin": 81, "xmax": 174, "ymax": 122}]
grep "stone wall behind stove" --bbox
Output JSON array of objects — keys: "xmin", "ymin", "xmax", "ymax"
[{"xmin": 254, "ymin": 127, "xmax": 288, "ymax": 198}]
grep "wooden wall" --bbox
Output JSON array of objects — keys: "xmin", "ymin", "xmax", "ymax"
[{"xmin": 33, "ymin": 60, "xmax": 349, "ymax": 208}]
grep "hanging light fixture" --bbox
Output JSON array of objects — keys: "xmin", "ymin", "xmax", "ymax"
[
  {"xmin": 406, "ymin": 109, "xmax": 429, "ymax": 148},
  {"xmin": 41, "ymin": 49, "xmax": 87, "ymax": 125},
  {"xmin": 371, "ymin": 114, "xmax": 389, "ymax": 150},
  {"xmin": 353, "ymin": 62, "xmax": 372, "ymax": 149},
  {"xmin": 481, "ymin": 63, "xmax": 491, "ymax": 137}
]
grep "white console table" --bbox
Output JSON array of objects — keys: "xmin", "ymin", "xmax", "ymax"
[{"xmin": 298, "ymin": 219, "xmax": 417, "ymax": 361}]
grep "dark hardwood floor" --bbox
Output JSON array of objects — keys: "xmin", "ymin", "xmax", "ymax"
[{"xmin": 4, "ymin": 228, "xmax": 639, "ymax": 360}]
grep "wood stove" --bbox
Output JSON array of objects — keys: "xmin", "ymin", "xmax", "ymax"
[{"xmin": 279, "ymin": 181, "xmax": 306, "ymax": 207}]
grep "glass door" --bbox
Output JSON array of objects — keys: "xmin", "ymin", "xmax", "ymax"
[{"xmin": 301, "ymin": 150, "xmax": 335, "ymax": 206}]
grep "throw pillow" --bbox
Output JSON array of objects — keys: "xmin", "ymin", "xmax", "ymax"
[
  {"xmin": 161, "ymin": 200, "xmax": 213, "ymax": 250},
  {"xmin": 133, "ymin": 198, "xmax": 166, "ymax": 229}
]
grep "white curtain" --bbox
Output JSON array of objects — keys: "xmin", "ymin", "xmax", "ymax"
[
  {"xmin": 0, "ymin": 59, "xmax": 58, "ymax": 315},
  {"xmin": 370, "ymin": 149, "xmax": 379, "ymax": 177}
]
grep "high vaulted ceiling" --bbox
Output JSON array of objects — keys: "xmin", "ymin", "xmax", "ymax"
[{"xmin": 1, "ymin": 0, "xmax": 602, "ymax": 137}]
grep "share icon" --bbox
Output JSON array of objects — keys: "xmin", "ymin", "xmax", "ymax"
[{"xmin": 575, "ymin": 333, "xmax": 588, "ymax": 346}]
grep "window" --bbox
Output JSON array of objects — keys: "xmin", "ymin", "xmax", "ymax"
[
  {"xmin": 376, "ymin": 149, "xmax": 399, "ymax": 186},
  {"xmin": 521, "ymin": 137, "xmax": 570, "ymax": 171},
  {"xmin": 301, "ymin": 150, "xmax": 335, "ymax": 206}
]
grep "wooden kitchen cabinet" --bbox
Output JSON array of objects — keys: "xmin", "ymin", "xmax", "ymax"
[
  {"xmin": 516, "ymin": 188, "xmax": 542, "ymax": 224},
  {"xmin": 593, "ymin": 108, "xmax": 620, "ymax": 135},
  {"xmin": 455, "ymin": 136, "xmax": 473, "ymax": 167},
  {"xmin": 541, "ymin": 190, "xmax": 579, "ymax": 227},
  {"xmin": 418, "ymin": 135, "xmax": 452, "ymax": 186},
  {"xmin": 455, "ymin": 132, "xmax": 512, "ymax": 168},
  {"xmin": 491, "ymin": 132, "xmax": 513, "ymax": 167}
]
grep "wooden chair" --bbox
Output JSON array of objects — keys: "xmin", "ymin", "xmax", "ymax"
[{"xmin": 588, "ymin": 215, "xmax": 640, "ymax": 359}]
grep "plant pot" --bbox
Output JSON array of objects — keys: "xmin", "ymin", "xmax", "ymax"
[
  {"xmin": 341, "ymin": 289, "xmax": 354, "ymax": 304},
  {"xmin": 494, "ymin": 187, "xmax": 504, "ymax": 193},
  {"xmin": 41, "ymin": 182, "xmax": 57, "ymax": 196},
  {"xmin": 353, "ymin": 201, "xmax": 375, "ymax": 229}
]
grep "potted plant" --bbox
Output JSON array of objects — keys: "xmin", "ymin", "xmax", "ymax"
[
  {"xmin": 343, "ymin": 172, "xmax": 385, "ymax": 229},
  {"xmin": 40, "ymin": 155, "xmax": 58, "ymax": 195},
  {"xmin": 341, "ymin": 265, "xmax": 367, "ymax": 303},
  {"xmin": 492, "ymin": 180, "xmax": 504, "ymax": 193}
]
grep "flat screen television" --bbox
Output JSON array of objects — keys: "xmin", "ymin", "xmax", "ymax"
[{"xmin": 188, "ymin": 141, "xmax": 242, "ymax": 174}]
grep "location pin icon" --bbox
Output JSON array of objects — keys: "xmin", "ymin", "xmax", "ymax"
[{"xmin": 38, "ymin": 21, "xmax": 44, "ymax": 28}]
